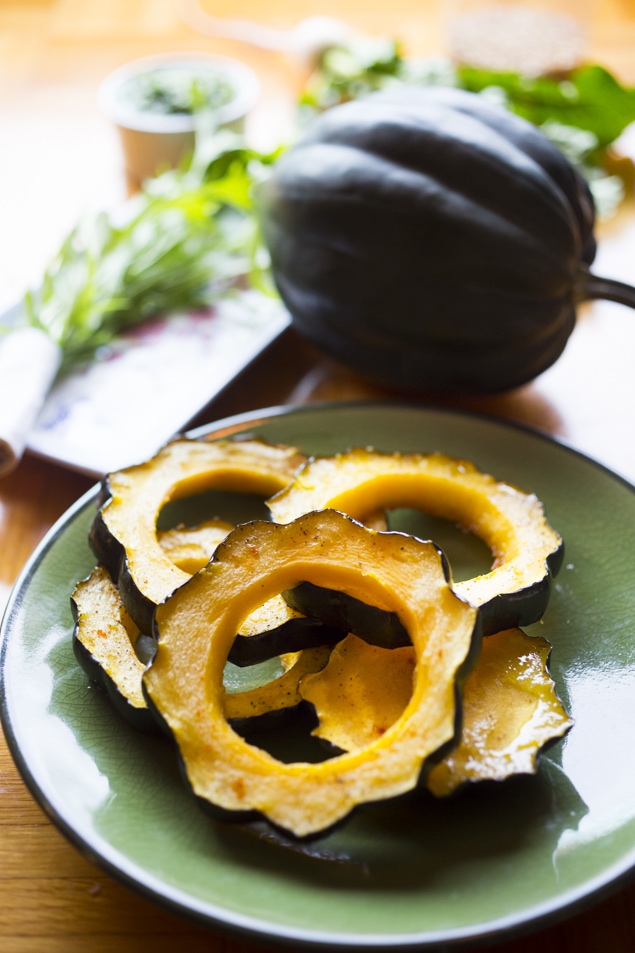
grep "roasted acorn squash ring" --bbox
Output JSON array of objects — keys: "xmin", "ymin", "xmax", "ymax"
[
  {"xmin": 144, "ymin": 509, "xmax": 481, "ymax": 838},
  {"xmin": 267, "ymin": 448, "xmax": 564, "ymax": 635}
]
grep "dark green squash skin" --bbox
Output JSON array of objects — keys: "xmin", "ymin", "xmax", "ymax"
[
  {"xmin": 88, "ymin": 475, "xmax": 156, "ymax": 629},
  {"xmin": 259, "ymin": 85, "xmax": 599, "ymax": 396},
  {"xmin": 283, "ymin": 582, "xmax": 411, "ymax": 648},
  {"xmin": 228, "ymin": 616, "xmax": 345, "ymax": 666},
  {"xmin": 89, "ymin": 497, "xmax": 158, "ymax": 636}
]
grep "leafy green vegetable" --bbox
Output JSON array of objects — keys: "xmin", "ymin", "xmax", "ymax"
[
  {"xmin": 458, "ymin": 63, "xmax": 635, "ymax": 153},
  {"xmin": 14, "ymin": 132, "xmax": 279, "ymax": 375}
]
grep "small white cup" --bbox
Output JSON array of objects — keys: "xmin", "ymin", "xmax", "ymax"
[{"xmin": 98, "ymin": 52, "xmax": 261, "ymax": 186}]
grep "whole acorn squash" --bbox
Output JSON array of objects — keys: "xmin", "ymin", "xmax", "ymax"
[{"xmin": 259, "ymin": 85, "xmax": 635, "ymax": 395}]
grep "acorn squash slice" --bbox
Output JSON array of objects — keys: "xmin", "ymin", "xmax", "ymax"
[
  {"xmin": 89, "ymin": 436, "xmax": 307, "ymax": 634},
  {"xmin": 299, "ymin": 628, "xmax": 572, "ymax": 795},
  {"xmin": 298, "ymin": 634, "xmax": 416, "ymax": 750},
  {"xmin": 71, "ymin": 563, "xmax": 156, "ymax": 732},
  {"xmin": 426, "ymin": 627, "xmax": 573, "ymax": 796},
  {"xmin": 268, "ymin": 448, "xmax": 563, "ymax": 635},
  {"xmin": 144, "ymin": 508, "xmax": 482, "ymax": 838}
]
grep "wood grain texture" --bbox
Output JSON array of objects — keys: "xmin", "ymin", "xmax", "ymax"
[{"xmin": 1, "ymin": 2, "xmax": 635, "ymax": 951}]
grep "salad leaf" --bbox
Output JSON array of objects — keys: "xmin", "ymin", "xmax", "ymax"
[
  {"xmin": 14, "ymin": 131, "xmax": 279, "ymax": 375},
  {"xmin": 458, "ymin": 64, "xmax": 635, "ymax": 153}
]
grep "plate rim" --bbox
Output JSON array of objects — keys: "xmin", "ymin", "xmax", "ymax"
[{"xmin": 2, "ymin": 399, "xmax": 635, "ymax": 951}]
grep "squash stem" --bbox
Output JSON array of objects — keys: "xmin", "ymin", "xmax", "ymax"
[{"xmin": 578, "ymin": 267, "xmax": 635, "ymax": 309}]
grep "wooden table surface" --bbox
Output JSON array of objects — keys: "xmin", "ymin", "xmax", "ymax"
[{"xmin": 2, "ymin": 1, "xmax": 635, "ymax": 951}]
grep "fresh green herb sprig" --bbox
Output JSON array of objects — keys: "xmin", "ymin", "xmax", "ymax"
[{"xmin": 16, "ymin": 131, "xmax": 280, "ymax": 376}]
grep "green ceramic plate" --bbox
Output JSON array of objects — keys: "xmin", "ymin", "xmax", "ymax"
[{"xmin": 2, "ymin": 402, "xmax": 635, "ymax": 950}]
